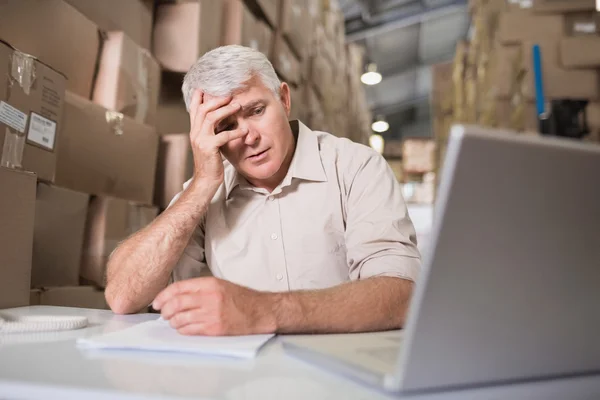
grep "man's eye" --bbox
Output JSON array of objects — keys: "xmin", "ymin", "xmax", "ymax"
[
  {"xmin": 253, "ymin": 107, "xmax": 265, "ymax": 115},
  {"xmin": 216, "ymin": 123, "xmax": 234, "ymax": 133}
]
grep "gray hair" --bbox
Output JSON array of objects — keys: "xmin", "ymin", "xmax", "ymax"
[{"xmin": 181, "ymin": 45, "xmax": 281, "ymax": 111}]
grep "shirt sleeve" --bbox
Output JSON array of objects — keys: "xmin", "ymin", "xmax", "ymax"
[
  {"xmin": 166, "ymin": 181, "xmax": 209, "ymax": 283},
  {"xmin": 344, "ymin": 147, "xmax": 421, "ymax": 282}
]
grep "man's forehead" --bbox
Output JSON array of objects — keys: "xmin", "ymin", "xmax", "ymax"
[{"xmin": 203, "ymin": 76, "xmax": 270, "ymax": 102}]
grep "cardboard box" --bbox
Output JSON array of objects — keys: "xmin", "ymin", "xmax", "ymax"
[
  {"xmin": 565, "ymin": 12, "xmax": 599, "ymax": 36},
  {"xmin": 56, "ymin": 92, "xmax": 159, "ymax": 205},
  {"xmin": 522, "ymin": 41, "xmax": 600, "ymax": 100},
  {"xmin": 0, "ymin": 167, "xmax": 36, "ymax": 309},
  {"xmin": 308, "ymin": 55, "xmax": 332, "ymax": 99},
  {"xmin": 82, "ymin": 196, "xmax": 159, "ymax": 287},
  {"xmin": 560, "ymin": 37, "xmax": 600, "ymax": 68},
  {"xmin": 32, "ymin": 184, "xmax": 89, "ymax": 288},
  {"xmin": 93, "ymin": 32, "xmax": 161, "ymax": 126},
  {"xmin": 245, "ymin": 0, "xmax": 281, "ymax": 29},
  {"xmin": 289, "ymin": 84, "xmax": 307, "ymax": 122},
  {"xmin": 532, "ymin": 0, "xmax": 595, "ymax": 13},
  {"xmin": 0, "ymin": 0, "xmax": 100, "ymax": 98},
  {"xmin": 30, "ymin": 286, "xmax": 109, "ymax": 309},
  {"xmin": 155, "ymin": 134, "xmax": 194, "ymax": 209},
  {"xmin": 222, "ymin": 0, "xmax": 273, "ymax": 57},
  {"xmin": 64, "ymin": 0, "xmax": 153, "ymax": 50},
  {"xmin": 401, "ymin": 139, "xmax": 436, "ymax": 174},
  {"xmin": 281, "ymin": 0, "xmax": 309, "ymax": 59},
  {"xmin": 272, "ymin": 36, "xmax": 301, "ymax": 86},
  {"xmin": 491, "ymin": 44, "xmax": 521, "ymax": 99},
  {"xmin": 497, "ymin": 12, "xmax": 565, "ymax": 44},
  {"xmin": 0, "ymin": 40, "xmax": 66, "ymax": 183},
  {"xmin": 153, "ymin": 0, "xmax": 224, "ymax": 73}
]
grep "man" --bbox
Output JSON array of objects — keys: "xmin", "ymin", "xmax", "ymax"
[{"xmin": 105, "ymin": 45, "xmax": 421, "ymax": 336}]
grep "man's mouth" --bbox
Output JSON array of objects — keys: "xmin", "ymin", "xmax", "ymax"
[{"xmin": 247, "ymin": 149, "xmax": 269, "ymax": 159}]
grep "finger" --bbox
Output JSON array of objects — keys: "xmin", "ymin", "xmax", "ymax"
[
  {"xmin": 212, "ymin": 127, "xmax": 249, "ymax": 148},
  {"xmin": 160, "ymin": 293, "xmax": 201, "ymax": 320},
  {"xmin": 192, "ymin": 96, "xmax": 232, "ymax": 138},
  {"xmin": 203, "ymin": 102, "xmax": 241, "ymax": 133},
  {"xmin": 168, "ymin": 308, "xmax": 205, "ymax": 330},
  {"xmin": 153, "ymin": 277, "xmax": 216, "ymax": 310},
  {"xmin": 188, "ymin": 90, "xmax": 202, "ymax": 128}
]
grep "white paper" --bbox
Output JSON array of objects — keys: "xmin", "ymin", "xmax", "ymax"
[
  {"xmin": 77, "ymin": 318, "xmax": 274, "ymax": 359},
  {"xmin": 27, "ymin": 112, "xmax": 56, "ymax": 150}
]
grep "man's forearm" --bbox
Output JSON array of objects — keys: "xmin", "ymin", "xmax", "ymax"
[
  {"xmin": 266, "ymin": 277, "xmax": 413, "ymax": 334},
  {"xmin": 105, "ymin": 179, "xmax": 218, "ymax": 314}
]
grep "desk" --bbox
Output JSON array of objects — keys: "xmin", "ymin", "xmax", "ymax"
[{"xmin": 1, "ymin": 306, "xmax": 599, "ymax": 400}]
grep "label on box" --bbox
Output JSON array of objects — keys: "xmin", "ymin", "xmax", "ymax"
[
  {"xmin": 27, "ymin": 112, "xmax": 56, "ymax": 151},
  {"xmin": 0, "ymin": 101, "xmax": 28, "ymax": 133},
  {"xmin": 574, "ymin": 22, "xmax": 596, "ymax": 34}
]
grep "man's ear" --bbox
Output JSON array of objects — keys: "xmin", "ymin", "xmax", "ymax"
[{"xmin": 279, "ymin": 82, "xmax": 291, "ymax": 117}]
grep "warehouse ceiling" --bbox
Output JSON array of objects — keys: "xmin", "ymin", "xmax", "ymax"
[{"xmin": 341, "ymin": 0, "xmax": 469, "ymax": 140}]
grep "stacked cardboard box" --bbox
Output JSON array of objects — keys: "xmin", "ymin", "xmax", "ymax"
[
  {"xmin": 0, "ymin": 0, "xmax": 160, "ymax": 310},
  {"xmin": 433, "ymin": 0, "xmax": 600, "ymax": 185}
]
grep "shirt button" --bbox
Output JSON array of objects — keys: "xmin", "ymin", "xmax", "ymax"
[
  {"xmin": 269, "ymin": 196, "xmax": 275, "ymax": 201},
  {"xmin": 271, "ymin": 233, "xmax": 278, "ymax": 240},
  {"xmin": 276, "ymin": 273, "xmax": 283, "ymax": 281}
]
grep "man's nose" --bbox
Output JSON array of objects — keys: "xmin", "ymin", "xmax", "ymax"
[{"xmin": 244, "ymin": 129, "xmax": 259, "ymax": 145}]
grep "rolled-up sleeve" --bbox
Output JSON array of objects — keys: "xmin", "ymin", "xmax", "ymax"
[{"xmin": 344, "ymin": 149, "xmax": 421, "ymax": 282}]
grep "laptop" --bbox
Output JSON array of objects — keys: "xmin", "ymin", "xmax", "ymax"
[{"xmin": 282, "ymin": 125, "xmax": 600, "ymax": 393}]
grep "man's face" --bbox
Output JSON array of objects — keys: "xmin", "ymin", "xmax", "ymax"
[{"xmin": 204, "ymin": 77, "xmax": 294, "ymax": 189}]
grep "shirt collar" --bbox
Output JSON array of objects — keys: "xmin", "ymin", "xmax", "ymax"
[{"xmin": 225, "ymin": 120, "xmax": 327, "ymax": 199}]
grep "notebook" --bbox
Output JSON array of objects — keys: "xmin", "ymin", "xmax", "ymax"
[{"xmin": 77, "ymin": 317, "xmax": 274, "ymax": 359}]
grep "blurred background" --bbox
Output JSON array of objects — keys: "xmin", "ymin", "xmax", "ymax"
[{"xmin": 0, "ymin": 0, "xmax": 598, "ymax": 309}]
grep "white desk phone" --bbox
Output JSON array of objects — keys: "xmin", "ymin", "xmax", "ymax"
[{"xmin": 0, "ymin": 313, "xmax": 88, "ymax": 333}]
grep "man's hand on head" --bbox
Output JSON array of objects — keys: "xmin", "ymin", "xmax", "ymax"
[
  {"xmin": 187, "ymin": 89, "xmax": 248, "ymax": 189},
  {"xmin": 152, "ymin": 277, "xmax": 277, "ymax": 336}
]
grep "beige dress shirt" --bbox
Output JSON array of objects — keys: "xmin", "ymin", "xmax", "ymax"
[{"xmin": 171, "ymin": 121, "xmax": 421, "ymax": 291}]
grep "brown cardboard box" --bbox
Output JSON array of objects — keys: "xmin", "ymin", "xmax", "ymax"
[
  {"xmin": 0, "ymin": 0, "xmax": 100, "ymax": 98},
  {"xmin": 156, "ymin": 71, "xmax": 191, "ymax": 135},
  {"xmin": 155, "ymin": 134, "xmax": 194, "ymax": 209},
  {"xmin": 560, "ymin": 36, "xmax": 600, "ymax": 68},
  {"xmin": 64, "ymin": 0, "xmax": 153, "ymax": 50},
  {"xmin": 565, "ymin": 12, "xmax": 599, "ymax": 36},
  {"xmin": 32, "ymin": 184, "xmax": 89, "ymax": 288},
  {"xmin": 308, "ymin": 55, "xmax": 332, "ymax": 99},
  {"xmin": 522, "ymin": 41, "xmax": 600, "ymax": 100},
  {"xmin": 82, "ymin": 196, "xmax": 159, "ymax": 287},
  {"xmin": 402, "ymin": 139, "xmax": 436, "ymax": 174},
  {"xmin": 222, "ymin": 0, "xmax": 272, "ymax": 57},
  {"xmin": 532, "ymin": 0, "xmax": 595, "ymax": 13},
  {"xmin": 273, "ymin": 36, "xmax": 301, "ymax": 86},
  {"xmin": 157, "ymin": 102, "xmax": 191, "ymax": 135},
  {"xmin": 93, "ymin": 32, "xmax": 161, "ymax": 126},
  {"xmin": 497, "ymin": 12, "xmax": 565, "ymax": 44},
  {"xmin": 56, "ymin": 92, "xmax": 159, "ymax": 205},
  {"xmin": 30, "ymin": 286, "xmax": 109, "ymax": 309},
  {"xmin": 245, "ymin": 0, "xmax": 281, "ymax": 29},
  {"xmin": 0, "ymin": 40, "xmax": 66, "ymax": 183},
  {"xmin": 281, "ymin": 0, "xmax": 309, "ymax": 59},
  {"xmin": 0, "ymin": 167, "xmax": 36, "ymax": 309},
  {"xmin": 491, "ymin": 44, "xmax": 521, "ymax": 99},
  {"xmin": 153, "ymin": 0, "xmax": 224, "ymax": 73}
]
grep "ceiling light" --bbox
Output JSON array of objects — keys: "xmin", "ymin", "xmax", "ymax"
[
  {"xmin": 361, "ymin": 63, "xmax": 382, "ymax": 85},
  {"xmin": 369, "ymin": 134, "xmax": 385, "ymax": 154},
  {"xmin": 371, "ymin": 115, "xmax": 389, "ymax": 133}
]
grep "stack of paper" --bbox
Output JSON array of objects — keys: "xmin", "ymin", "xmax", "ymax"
[{"xmin": 77, "ymin": 318, "xmax": 275, "ymax": 359}]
